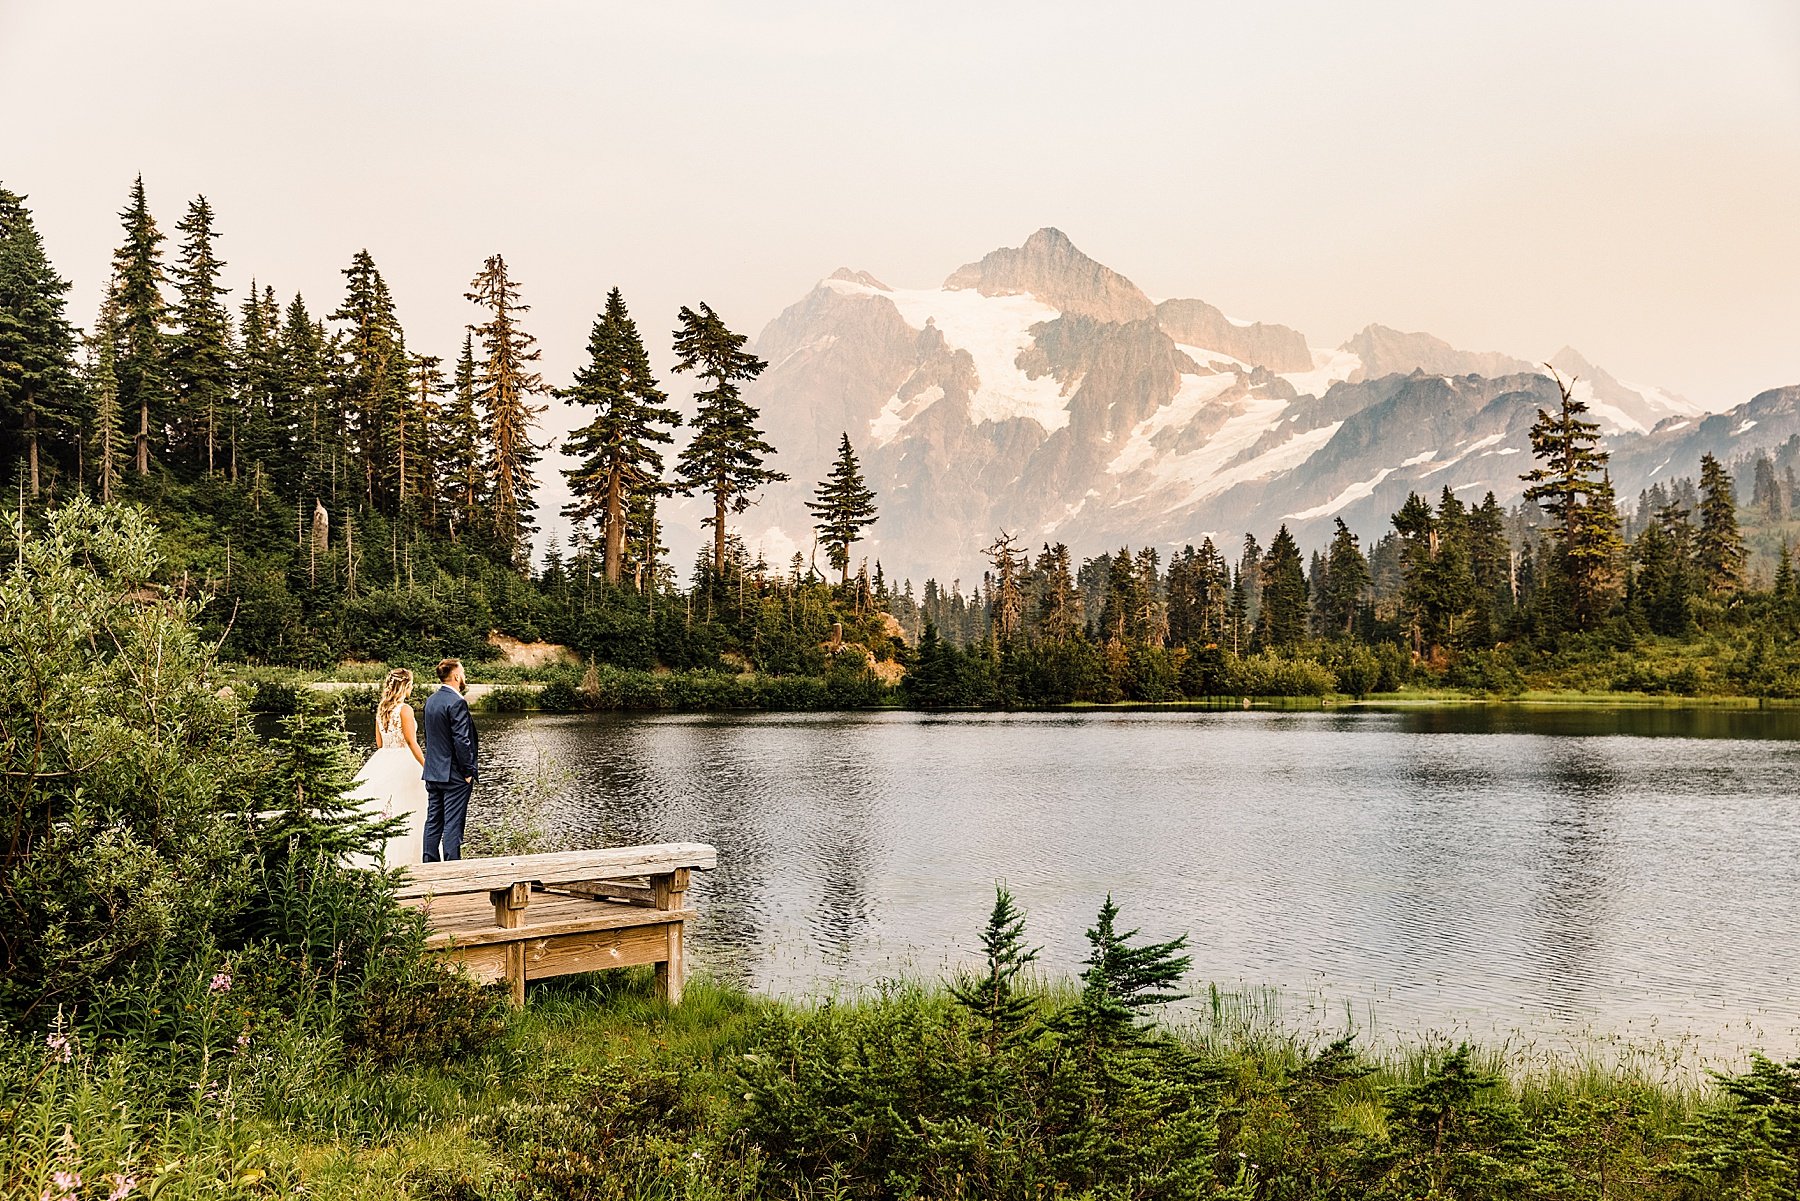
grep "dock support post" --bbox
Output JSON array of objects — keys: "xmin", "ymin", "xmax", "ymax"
[
  {"xmin": 490, "ymin": 881, "xmax": 530, "ymax": 1006},
  {"xmin": 650, "ymin": 868, "xmax": 690, "ymax": 1005}
]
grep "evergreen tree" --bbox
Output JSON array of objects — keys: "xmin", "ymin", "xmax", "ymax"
[
  {"xmin": 807, "ymin": 433, "xmax": 880, "ymax": 591},
  {"xmin": 0, "ymin": 185, "xmax": 80, "ymax": 496},
  {"xmin": 672, "ymin": 302, "xmax": 786, "ymax": 578},
  {"xmin": 560, "ymin": 288, "xmax": 680, "ymax": 586},
  {"xmin": 1317, "ymin": 518, "xmax": 1370, "ymax": 636},
  {"xmin": 109, "ymin": 175, "xmax": 169, "ymax": 476},
  {"xmin": 1633, "ymin": 502, "xmax": 1695, "ymax": 635},
  {"xmin": 1070, "ymin": 894, "xmax": 1191, "ymax": 1046},
  {"xmin": 275, "ymin": 293, "xmax": 331, "ymax": 500},
  {"xmin": 332, "ymin": 250, "xmax": 410, "ymax": 510},
  {"xmin": 442, "ymin": 332, "xmax": 487, "ymax": 539},
  {"xmin": 1464, "ymin": 491, "xmax": 1513, "ymax": 644},
  {"xmin": 235, "ymin": 281, "xmax": 282, "ymax": 482},
  {"xmin": 949, "ymin": 885, "xmax": 1040, "ymax": 1054},
  {"xmin": 1696, "ymin": 452, "xmax": 1745, "ymax": 596},
  {"xmin": 403, "ymin": 351, "xmax": 446, "ymax": 517},
  {"xmin": 166, "ymin": 195, "xmax": 233, "ymax": 475},
  {"xmin": 1752, "ymin": 454, "xmax": 1784, "ymax": 520},
  {"xmin": 1521, "ymin": 371, "xmax": 1623, "ymax": 631},
  {"xmin": 1033, "ymin": 542, "xmax": 1082, "ymax": 643},
  {"xmin": 1253, "ymin": 525, "xmax": 1309, "ymax": 650},
  {"xmin": 84, "ymin": 295, "xmax": 125, "ymax": 503},
  {"xmin": 465, "ymin": 254, "xmax": 547, "ymax": 568}
]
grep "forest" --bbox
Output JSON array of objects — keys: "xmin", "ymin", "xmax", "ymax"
[{"xmin": 6, "ymin": 176, "xmax": 1800, "ymax": 708}]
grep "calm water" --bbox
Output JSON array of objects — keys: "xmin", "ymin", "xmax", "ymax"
[{"xmin": 351, "ymin": 705, "xmax": 1800, "ymax": 1061}]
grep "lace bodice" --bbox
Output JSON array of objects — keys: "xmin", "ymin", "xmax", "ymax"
[{"xmin": 377, "ymin": 703, "xmax": 408, "ymax": 747}]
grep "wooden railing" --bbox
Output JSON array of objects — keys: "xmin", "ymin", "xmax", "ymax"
[{"xmin": 396, "ymin": 842, "xmax": 717, "ymax": 1006}]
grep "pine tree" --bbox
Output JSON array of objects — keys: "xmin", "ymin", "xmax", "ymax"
[
  {"xmin": 276, "ymin": 293, "xmax": 330, "ymax": 499},
  {"xmin": 804, "ymin": 433, "xmax": 879, "ymax": 592},
  {"xmin": 109, "ymin": 175, "xmax": 169, "ymax": 476},
  {"xmin": 560, "ymin": 288, "xmax": 680, "ymax": 586},
  {"xmin": 465, "ymin": 254, "xmax": 546, "ymax": 568},
  {"xmin": 84, "ymin": 296, "xmax": 125, "ymax": 504},
  {"xmin": 983, "ymin": 530, "xmax": 1028, "ymax": 642},
  {"xmin": 1317, "ymin": 518, "xmax": 1370, "ymax": 636},
  {"xmin": 166, "ymin": 195, "xmax": 233, "ymax": 475},
  {"xmin": 1521, "ymin": 370, "xmax": 1623, "ymax": 631},
  {"xmin": 672, "ymin": 303, "xmax": 786, "ymax": 578},
  {"xmin": 332, "ymin": 250, "xmax": 410, "ymax": 511},
  {"xmin": 1033, "ymin": 542, "xmax": 1082, "ymax": 643},
  {"xmin": 404, "ymin": 352, "xmax": 447, "ymax": 519},
  {"xmin": 1254, "ymin": 525, "xmax": 1309, "ymax": 650},
  {"xmin": 0, "ymin": 185, "xmax": 80, "ymax": 496},
  {"xmin": 235, "ymin": 281, "xmax": 282, "ymax": 481},
  {"xmin": 1633, "ymin": 502, "xmax": 1695, "ymax": 635},
  {"xmin": 442, "ymin": 333, "xmax": 487, "ymax": 540},
  {"xmin": 1696, "ymin": 452, "xmax": 1744, "ymax": 595},
  {"xmin": 1070, "ymin": 894, "xmax": 1191, "ymax": 1046},
  {"xmin": 949, "ymin": 885, "xmax": 1041, "ymax": 1054}
]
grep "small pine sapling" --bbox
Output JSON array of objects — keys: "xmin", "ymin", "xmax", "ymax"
[{"xmin": 951, "ymin": 884, "xmax": 1041, "ymax": 1053}]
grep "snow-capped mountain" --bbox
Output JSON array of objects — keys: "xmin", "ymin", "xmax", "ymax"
[{"xmin": 740, "ymin": 228, "xmax": 1788, "ymax": 584}]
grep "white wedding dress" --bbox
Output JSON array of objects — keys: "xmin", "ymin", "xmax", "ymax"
[{"xmin": 348, "ymin": 705, "xmax": 429, "ymax": 868}]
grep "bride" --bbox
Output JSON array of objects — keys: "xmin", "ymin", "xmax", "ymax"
[{"xmin": 349, "ymin": 668, "xmax": 430, "ymax": 867}]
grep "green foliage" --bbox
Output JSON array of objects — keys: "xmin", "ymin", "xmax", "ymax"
[
  {"xmin": 949, "ymin": 886, "xmax": 1040, "ymax": 1054},
  {"xmin": 0, "ymin": 498, "xmax": 250, "ymax": 1021},
  {"xmin": 807, "ymin": 432, "xmax": 879, "ymax": 588}
]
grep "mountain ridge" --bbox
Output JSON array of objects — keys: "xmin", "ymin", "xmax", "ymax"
[{"xmin": 731, "ymin": 229, "xmax": 1791, "ymax": 584}]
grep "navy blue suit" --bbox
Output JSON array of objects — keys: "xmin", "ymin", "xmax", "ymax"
[{"xmin": 421, "ymin": 684, "xmax": 479, "ymax": 861}]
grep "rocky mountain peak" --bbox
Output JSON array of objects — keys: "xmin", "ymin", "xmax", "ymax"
[
  {"xmin": 943, "ymin": 227, "xmax": 1154, "ymax": 324},
  {"xmin": 828, "ymin": 267, "xmax": 891, "ymax": 291},
  {"xmin": 1342, "ymin": 324, "xmax": 1534, "ymax": 383}
]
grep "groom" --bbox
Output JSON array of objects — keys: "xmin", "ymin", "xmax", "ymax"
[{"xmin": 422, "ymin": 657, "xmax": 479, "ymax": 862}]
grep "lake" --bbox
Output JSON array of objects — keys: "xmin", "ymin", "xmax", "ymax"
[{"xmin": 350, "ymin": 705, "xmax": 1800, "ymax": 1065}]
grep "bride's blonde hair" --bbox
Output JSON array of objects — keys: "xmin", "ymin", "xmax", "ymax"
[{"xmin": 376, "ymin": 668, "xmax": 414, "ymax": 730}]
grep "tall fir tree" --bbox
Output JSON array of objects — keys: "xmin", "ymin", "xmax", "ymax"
[
  {"xmin": 1317, "ymin": 518, "xmax": 1370, "ymax": 636},
  {"xmin": 404, "ymin": 351, "xmax": 447, "ymax": 519},
  {"xmin": 465, "ymin": 254, "xmax": 546, "ymax": 568},
  {"xmin": 109, "ymin": 175, "xmax": 169, "ymax": 476},
  {"xmin": 442, "ymin": 332, "xmax": 487, "ymax": 540},
  {"xmin": 807, "ymin": 432, "xmax": 879, "ymax": 591},
  {"xmin": 276, "ymin": 293, "xmax": 330, "ymax": 499},
  {"xmin": 235, "ymin": 281, "xmax": 283, "ymax": 481},
  {"xmin": 1695, "ymin": 452, "xmax": 1745, "ymax": 596},
  {"xmin": 672, "ymin": 302, "xmax": 786, "ymax": 578},
  {"xmin": 1521, "ymin": 371, "xmax": 1623, "ymax": 631},
  {"xmin": 0, "ymin": 185, "xmax": 80, "ymax": 496},
  {"xmin": 331, "ymin": 250, "xmax": 409, "ymax": 511},
  {"xmin": 166, "ymin": 195, "xmax": 233, "ymax": 476},
  {"xmin": 84, "ymin": 293, "xmax": 125, "ymax": 504},
  {"xmin": 1254, "ymin": 525, "xmax": 1309, "ymax": 650},
  {"xmin": 560, "ymin": 288, "xmax": 680, "ymax": 586}
]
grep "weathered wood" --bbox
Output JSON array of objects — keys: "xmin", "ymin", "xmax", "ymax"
[
  {"xmin": 489, "ymin": 882, "xmax": 530, "ymax": 1006},
  {"xmin": 522, "ymin": 922, "xmax": 675, "ymax": 980},
  {"xmin": 396, "ymin": 843, "xmax": 716, "ymax": 899},
  {"xmin": 405, "ymin": 843, "xmax": 714, "ymax": 1009},
  {"xmin": 426, "ymin": 907, "xmax": 696, "ymax": 950},
  {"xmin": 650, "ymin": 868, "xmax": 691, "ymax": 1004},
  {"xmin": 556, "ymin": 880, "xmax": 658, "ymax": 906}
]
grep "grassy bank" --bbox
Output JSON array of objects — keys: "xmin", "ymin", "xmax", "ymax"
[{"xmin": 14, "ymin": 967, "xmax": 1800, "ymax": 1200}]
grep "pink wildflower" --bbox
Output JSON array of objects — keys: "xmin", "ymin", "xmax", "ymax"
[
  {"xmin": 107, "ymin": 1173, "xmax": 138, "ymax": 1200},
  {"xmin": 44, "ymin": 1031, "xmax": 72, "ymax": 1063},
  {"xmin": 208, "ymin": 971, "xmax": 232, "ymax": 993}
]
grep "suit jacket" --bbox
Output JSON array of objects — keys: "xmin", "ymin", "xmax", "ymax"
[{"xmin": 422, "ymin": 684, "xmax": 479, "ymax": 783}]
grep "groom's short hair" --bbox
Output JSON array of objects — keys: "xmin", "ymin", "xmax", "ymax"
[{"xmin": 436, "ymin": 658, "xmax": 463, "ymax": 682}]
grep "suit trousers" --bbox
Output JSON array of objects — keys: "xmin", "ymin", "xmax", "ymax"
[{"xmin": 423, "ymin": 778, "xmax": 472, "ymax": 862}]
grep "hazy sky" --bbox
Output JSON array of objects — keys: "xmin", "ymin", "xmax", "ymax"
[{"xmin": 4, "ymin": 0, "xmax": 1797, "ymax": 550}]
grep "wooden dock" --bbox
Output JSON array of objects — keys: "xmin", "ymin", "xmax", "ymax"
[{"xmin": 395, "ymin": 842, "xmax": 717, "ymax": 1006}]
